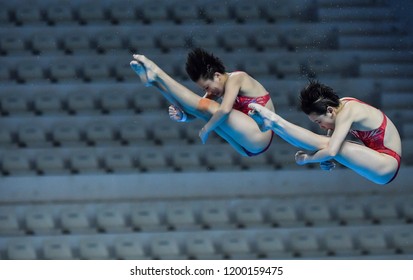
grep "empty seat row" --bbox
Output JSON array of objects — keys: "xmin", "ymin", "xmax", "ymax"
[
  {"xmin": 0, "ymin": 22, "xmax": 340, "ymax": 57},
  {"xmin": 0, "ymin": 90, "xmax": 308, "ymax": 119},
  {"xmin": 0, "ymin": 76, "xmax": 384, "ymax": 117},
  {"xmin": 3, "ymin": 121, "xmax": 412, "ymax": 177},
  {"xmin": 0, "ymin": 51, "xmax": 359, "ymax": 86},
  {"xmin": 1, "ymin": 195, "xmax": 411, "ymax": 236},
  {"xmin": 0, "ymin": 117, "xmax": 228, "ymax": 146},
  {"xmin": 0, "ymin": 145, "xmax": 268, "ymax": 175},
  {"xmin": 0, "ymin": 144, "xmax": 294, "ymax": 175},
  {"xmin": 381, "ymin": 92, "xmax": 413, "ymax": 110},
  {"xmin": 0, "ymin": 138, "xmax": 312, "ymax": 175},
  {"xmin": 0, "ymin": 75, "xmax": 386, "ymax": 119},
  {"xmin": 0, "ymin": 60, "xmax": 137, "ymax": 84},
  {"xmin": 0, "ymin": 89, "xmax": 166, "ymax": 116},
  {"xmin": 2, "ymin": 224, "xmax": 413, "ymax": 259},
  {"xmin": 318, "ymin": 6, "xmax": 396, "ymax": 23},
  {"xmin": 1, "ymin": 0, "xmax": 318, "ymax": 27}
]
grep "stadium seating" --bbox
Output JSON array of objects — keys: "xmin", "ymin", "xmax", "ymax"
[{"xmin": 0, "ymin": 0, "xmax": 412, "ymax": 261}]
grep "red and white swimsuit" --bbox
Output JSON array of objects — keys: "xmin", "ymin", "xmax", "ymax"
[
  {"xmin": 233, "ymin": 94, "xmax": 271, "ymax": 115},
  {"xmin": 343, "ymin": 98, "xmax": 401, "ymax": 183},
  {"xmin": 233, "ymin": 93, "xmax": 274, "ymax": 157}
]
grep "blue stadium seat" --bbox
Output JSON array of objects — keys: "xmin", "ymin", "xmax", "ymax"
[
  {"xmin": 24, "ymin": 208, "xmax": 58, "ymax": 235},
  {"xmin": 1, "ymin": 152, "xmax": 34, "ymax": 175},
  {"xmin": 99, "ymin": 90, "xmax": 131, "ymax": 115},
  {"xmin": 202, "ymin": 2, "xmax": 230, "ymax": 23},
  {"xmin": 103, "ymin": 149, "xmax": 135, "ymax": 173},
  {"xmin": 15, "ymin": 6, "xmax": 43, "ymax": 26},
  {"xmin": 335, "ymin": 201, "xmax": 367, "ymax": 225},
  {"xmin": 367, "ymin": 199, "xmax": 400, "ymax": 224},
  {"xmin": 0, "ymin": 64, "xmax": 10, "ymax": 82},
  {"xmin": 390, "ymin": 228, "xmax": 413, "ymax": 255},
  {"xmin": 302, "ymin": 201, "xmax": 336, "ymax": 226},
  {"xmin": 109, "ymin": 3, "xmax": 137, "ymax": 24},
  {"xmin": 0, "ymin": 212, "xmax": 22, "ymax": 235},
  {"xmin": 96, "ymin": 206, "xmax": 130, "ymax": 233},
  {"xmin": 130, "ymin": 205, "xmax": 166, "ymax": 231},
  {"xmin": 220, "ymin": 29, "xmax": 251, "ymax": 52},
  {"xmin": 79, "ymin": 238, "xmax": 110, "ymax": 260},
  {"xmin": 266, "ymin": 201, "xmax": 303, "ymax": 227},
  {"xmin": 51, "ymin": 123, "xmax": 83, "ymax": 147},
  {"xmin": 114, "ymin": 63, "xmax": 138, "ymax": 82},
  {"xmin": 0, "ymin": 127, "xmax": 14, "ymax": 148},
  {"xmin": 49, "ymin": 62, "xmax": 79, "ymax": 83},
  {"xmin": 60, "ymin": 207, "xmax": 94, "ymax": 234},
  {"xmin": 46, "ymin": 5, "xmax": 74, "ymax": 25},
  {"xmin": 0, "ymin": 34, "xmax": 28, "ymax": 55},
  {"xmin": 33, "ymin": 92, "xmax": 63, "ymax": 115},
  {"xmin": 43, "ymin": 239, "xmax": 74, "ymax": 260},
  {"xmin": 233, "ymin": 203, "xmax": 265, "ymax": 228},
  {"xmin": 289, "ymin": 231, "xmax": 324, "ymax": 258},
  {"xmin": 150, "ymin": 236, "xmax": 185, "ymax": 260},
  {"xmin": 200, "ymin": 202, "xmax": 233, "ymax": 229},
  {"xmin": 240, "ymin": 58, "xmax": 271, "ymax": 78},
  {"xmin": 16, "ymin": 62, "xmax": 45, "ymax": 83},
  {"xmin": 7, "ymin": 240, "xmax": 37, "ymax": 260},
  {"xmin": 170, "ymin": 2, "xmax": 201, "ymax": 24},
  {"xmin": 137, "ymin": 150, "xmax": 173, "ymax": 173},
  {"xmin": 323, "ymin": 230, "xmax": 358, "ymax": 256},
  {"xmin": 69, "ymin": 150, "xmax": 102, "ymax": 174},
  {"xmin": 63, "ymin": 33, "xmax": 91, "ymax": 54},
  {"xmin": 401, "ymin": 198, "xmax": 413, "ymax": 222},
  {"xmin": 84, "ymin": 121, "xmax": 116, "ymax": 146},
  {"xmin": 34, "ymin": 151, "xmax": 67, "ymax": 175},
  {"xmin": 114, "ymin": 236, "xmax": 147, "ymax": 260},
  {"xmin": 118, "ymin": 121, "xmax": 152, "ymax": 146},
  {"xmin": 204, "ymin": 150, "xmax": 240, "ymax": 171},
  {"xmin": 255, "ymin": 231, "xmax": 289, "ymax": 259},
  {"xmin": 157, "ymin": 32, "xmax": 188, "ymax": 53},
  {"xmin": 140, "ymin": 2, "xmax": 169, "ymax": 24},
  {"xmin": 132, "ymin": 90, "xmax": 163, "ymax": 112},
  {"xmin": 171, "ymin": 150, "xmax": 205, "ymax": 172},
  {"xmin": 66, "ymin": 91, "xmax": 97, "ymax": 115},
  {"xmin": 17, "ymin": 125, "xmax": 48, "ymax": 147},
  {"xmin": 95, "ymin": 33, "xmax": 124, "ymax": 54},
  {"xmin": 31, "ymin": 33, "xmax": 60, "ymax": 55},
  {"xmin": 191, "ymin": 32, "xmax": 220, "ymax": 53},
  {"xmin": 185, "ymin": 235, "xmax": 221, "ymax": 260},
  {"xmin": 151, "ymin": 121, "xmax": 183, "ymax": 145},
  {"xmin": 219, "ymin": 233, "xmax": 255, "ymax": 259},
  {"xmin": 0, "ymin": 9, "xmax": 11, "ymax": 26},
  {"xmin": 165, "ymin": 204, "xmax": 200, "ymax": 230},
  {"xmin": 127, "ymin": 33, "xmax": 159, "ymax": 54},
  {"xmin": 82, "ymin": 61, "xmax": 111, "ymax": 82},
  {"xmin": 356, "ymin": 230, "xmax": 392, "ymax": 255},
  {"xmin": 251, "ymin": 31, "xmax": 281, "ymax": 51},
  {"xmin": 232, "ymin": 3, "xmax": 263, "ymax": 23},
  {"xmin": 77, "ymin": 5, "xmax": 107, "ymax": 25},
  {"xmin": 0, "ymin": 94, "xmax": 30, "ymax": 115}
]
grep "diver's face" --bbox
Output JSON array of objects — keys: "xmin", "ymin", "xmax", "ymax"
[
  {"xmin": 196, "ymin": 73, "xmax": 225, "ymax": 98},
  {"xmin": 308, "ymin": 107, "xmax": 336, "ymax": 131}
]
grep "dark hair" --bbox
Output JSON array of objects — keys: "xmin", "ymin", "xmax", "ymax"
[
  {"xmin": 185, "ymin": 48, "xmax": 225, "ymax": 82},
  {"xmin": 299, "ymin": 80, "xmax": 340, "ymax": 115}
]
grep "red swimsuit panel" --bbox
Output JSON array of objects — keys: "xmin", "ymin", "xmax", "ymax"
[
  {"xmin": 232, "ymin": 93, "xmax": 273, "ymax": 157},
  {"xmin": 233, "ymin": 94, "xmax": 271, "ymax": 115},
  {"xmin": 343, "ymin": 98, "xmax": 401, "ymax": 183}
]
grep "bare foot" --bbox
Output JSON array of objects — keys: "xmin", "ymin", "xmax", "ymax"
[
  {"xmin": 248, "ymin": 103, "xmax": 278, "ymax": 131},
  {"xmin": 130, "ymin": 54, "xmax": 158, "ymax": 86}
]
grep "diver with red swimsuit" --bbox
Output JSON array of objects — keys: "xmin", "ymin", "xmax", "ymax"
[
  {"xmin": 131, "ymin": 48, "xmax": 275, "ymax": 157},
  {"xmin": 249, "ymin": 81, "xmax": 402, "ymax": 185}
]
